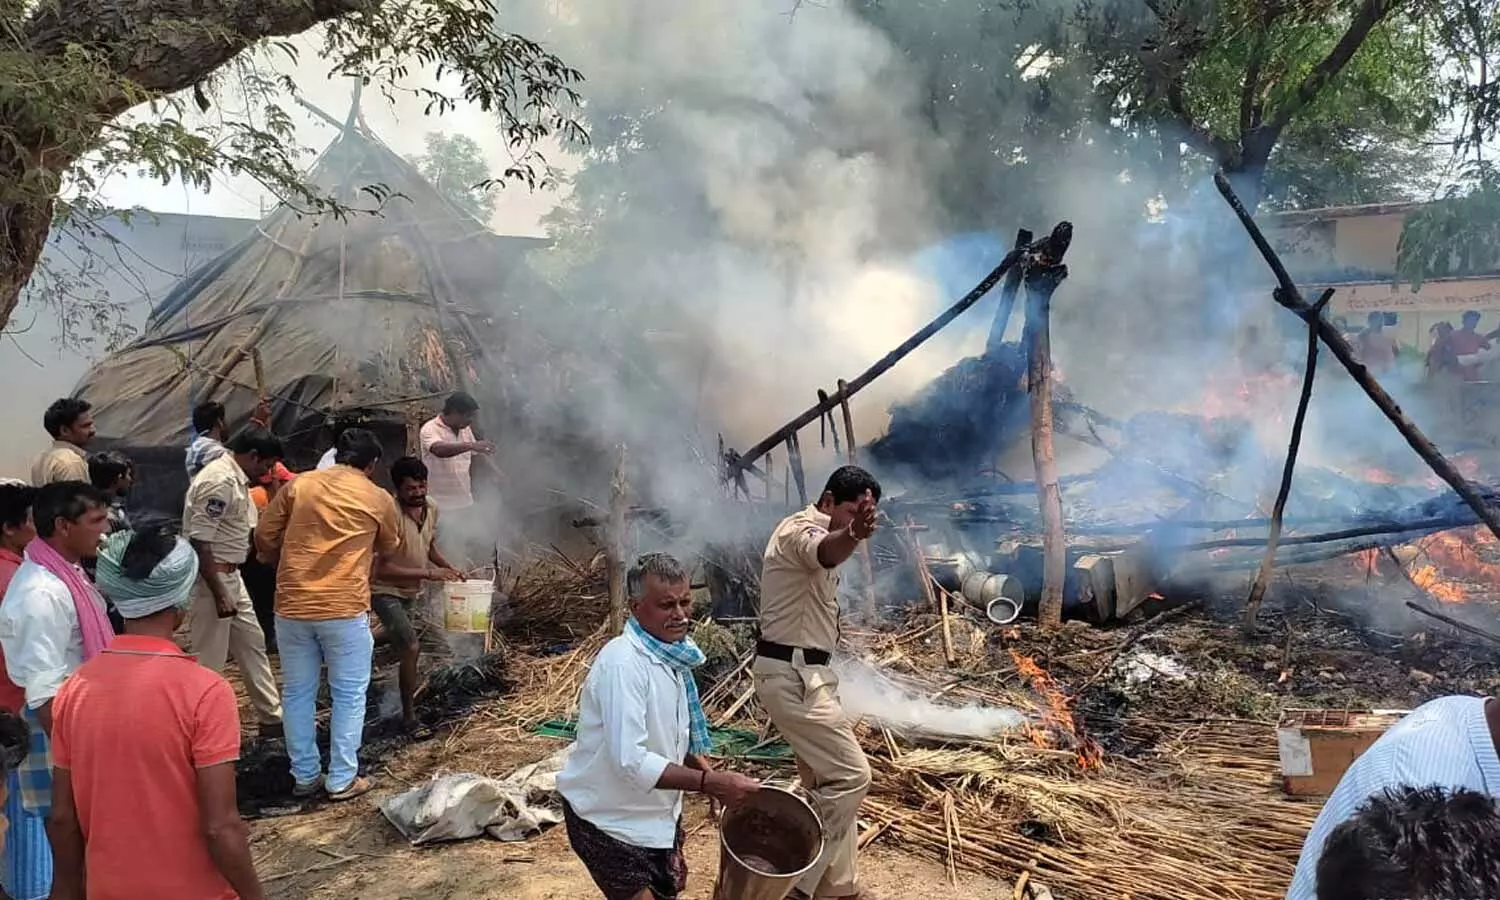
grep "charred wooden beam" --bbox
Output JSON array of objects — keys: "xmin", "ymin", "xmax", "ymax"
[
  {"xmin": 1244, "ymin": 288, "xmax": 1332, "ymax": 632},
  {"xmin": 985, "ymin": 228, "xmax": 1032, "ymax": 357},
  {"xmin": 1024, "ymin": 248, "xmax": 1072, "ymax": 630},
  {"xmin": 724, "ymin": 223, "xmax": 1072, "ymax": 477}
]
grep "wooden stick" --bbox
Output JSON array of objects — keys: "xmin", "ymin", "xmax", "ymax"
[
  {"xmin": 837, "ymin": 378, "xmax": 879, "ymax": 612},
  {"xmin": 726, "ymin": 235, "xmax": 1050, "ymax": 475},
  {"xmin": 1024, "ymin": 260, "xmax": 1070, "ymax": 630},
  {"xmin": 906, "ymin": 517, "xmax": 956, "ymax": 666},
  {"xmin": 606, "ymin": 446, "xmax": 629, "ymax": 635},
  {"xmin": 1404, "ymin": 600, "xmax": 1500, "ymax": 647},
  {"xmin": 786, "ymin": 432, "xmax": 808, "ymax": 506},
  {"xmin": 250, "ymin": 348, "xmax": 267, "ymax": 398},
  {"xmin": 1243, "ymin": 289, "xmax": 1333, "ymax": 631},
  {"xmin": 1214, "ymin": 172, "xmax": 1500, "ymax": 544},
  {"xmin": 985, "ymin": 228, "xmax": 1032, "ymax": 357}
]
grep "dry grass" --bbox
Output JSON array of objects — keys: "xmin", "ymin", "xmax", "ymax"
[{"xmin": 449, "ymin": 554, "xmax": 1319, "ymax": 900}]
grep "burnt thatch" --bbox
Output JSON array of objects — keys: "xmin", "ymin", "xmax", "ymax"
[{"xmin": 72, "ymin": 123, "xmax": 561, "ymax": 459}]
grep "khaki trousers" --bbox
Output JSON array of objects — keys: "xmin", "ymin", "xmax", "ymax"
[
  {"xmin": 753, "ymin": 655, "xmax": 870, "ymax": 898},
  {"xmin": 189, "ymin": 570, "xmax": 283, "ymax": 725}
]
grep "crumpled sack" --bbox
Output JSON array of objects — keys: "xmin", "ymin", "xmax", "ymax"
[{"xmin": 380, "ymin": 746, "xmax": 570, "ymax": 845}]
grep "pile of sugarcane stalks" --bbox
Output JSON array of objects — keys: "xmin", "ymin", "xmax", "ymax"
[
  {"xmin": 503, "ymin": 544, "xmax": 611, "ymax": 639},
  {"xmin": 863, "ymin": 720, "xmax": 1314, "ymax": 900}
]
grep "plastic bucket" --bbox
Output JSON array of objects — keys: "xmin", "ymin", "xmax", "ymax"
[
  {"xmin": 442, "ymin": 579, "xmax": 493, "ymax": 634},
  {"xmin": 713, "ymin": 787, "xmax": 824, "ymax": 900}
]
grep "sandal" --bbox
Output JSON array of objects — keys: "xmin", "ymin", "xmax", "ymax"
[{"xmin": 326, "ymin": 775, "xmax": 375, "ymax": 802}]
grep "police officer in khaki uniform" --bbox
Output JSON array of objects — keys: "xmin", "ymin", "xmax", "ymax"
[
  {"xmin": 183, "ymin": 426, "xmax": 284, "ymax": 736},
  {"xmin": 753, "ymin": 465, "xmax": 881, "ymax": 900}
]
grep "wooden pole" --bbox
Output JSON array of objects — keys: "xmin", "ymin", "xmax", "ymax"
[
  {"xmin": 606, "ymin": 445, "xmax": 630, "ymax": 635},
  {"xmin": 786, "ymin": 432, "xmax": 808, "ymax": 506},
  {"xmin": 985, "ymin": 228, "xmax": 1033, "ymax": 357},
  {"xmin": 837, "ymin": 378, "xmax": 878, "ymax": 613},
  {"xmin": 906, "ymin": 517, "xmax": 956, "ymax": 666},
  {"xmin": 1024, "ymin": 262, "xmax": 1069, "ymax": 630},
  {"xmin": 726, "ymin": 237, "xmax": 1043, "ymax": 476},
  {"xmin": 1243, "ymin": 289, "xmax": 1333, "ymax": 631},
  {"xmin": 1404, "ymin": 600, "xmax": 1500, "ymax": 647},
  {"xmin": 1214, "ymin": 172, "xmax": 1500, "ymax": 544}
]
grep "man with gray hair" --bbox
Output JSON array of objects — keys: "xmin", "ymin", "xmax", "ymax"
[{"xmin": 557, "ymin": 553, "xmax": 760, "ymax": 900}]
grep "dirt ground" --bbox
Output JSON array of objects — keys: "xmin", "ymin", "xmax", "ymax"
[{"xmin": 251, "ymin": 733, "xmax": 1008, "ymax": 899}]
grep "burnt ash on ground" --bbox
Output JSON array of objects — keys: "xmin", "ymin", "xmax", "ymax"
[{"xmin": 236, "ymin": 647, "xmax": 511, "ymax": 818}]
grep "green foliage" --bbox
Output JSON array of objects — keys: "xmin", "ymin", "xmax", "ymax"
[
  {"xmin": 406, "ymin": 131, "xmax": 496, "ymax": 222},
  {"xmin": 0, "ymin": 0, "xmax": 587, "ymax": 336},
  {"xmin": 1396, "ymin": 161, "xmax": 1500, "ymax": 289}
]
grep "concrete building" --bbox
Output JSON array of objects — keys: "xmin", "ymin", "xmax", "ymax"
[
  {"xmin": 1264, "ymin": 202, "xmax": 1500, "ymax": 351},
  {"xmin": 1, "ymin": 211, "xmax": 258, "ymax": 478}
]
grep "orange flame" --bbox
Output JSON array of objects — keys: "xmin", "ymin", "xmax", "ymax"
[
  {"xmin": 1009, "ymin": 649, "xmax": 1103, "ymax": 769},
  {"xmin": 1356, "ymin": 527, "xmax": 1500, "ymax": 604}
]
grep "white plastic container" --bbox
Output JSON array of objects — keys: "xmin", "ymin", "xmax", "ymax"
[{"xmin": 442, "ymin": 579, "xmax": 493, "ymax": 634}]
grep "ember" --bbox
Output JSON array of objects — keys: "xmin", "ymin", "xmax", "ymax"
[{"xmin": 1009, "ymin": 649, "xmax": 1103, "ymax": 769}]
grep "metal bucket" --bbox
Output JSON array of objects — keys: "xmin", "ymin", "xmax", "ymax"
[{"xmin": 713, "ymin": 787, "xmax": 824, "ymax": 900}]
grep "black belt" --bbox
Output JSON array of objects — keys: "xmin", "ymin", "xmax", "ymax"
[{"xmin": 756, "ymin": 639, "xmax": 831, "ymax": 667}]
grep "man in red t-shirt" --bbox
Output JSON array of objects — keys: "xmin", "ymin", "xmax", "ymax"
[
  {"xmin": 48, "ymin": 528, "xmax": 263, "ymax": 900},
  {"xmin": 1448, "ymin": 310, "xmax": 1493, "ymax": 381}
]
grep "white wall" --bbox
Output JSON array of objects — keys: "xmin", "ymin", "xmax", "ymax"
[{"xmin": 0, "ymin": 212, "xmax": 258, "ymax": 478}]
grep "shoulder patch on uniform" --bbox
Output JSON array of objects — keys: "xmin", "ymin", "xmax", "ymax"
[
  {"xmin": 204, "ymin": 498, "xmax": 227, "ymax": 518},
  {"xmin": 802, "ymin": 526, "xmax": 828, "ymax": 540}
]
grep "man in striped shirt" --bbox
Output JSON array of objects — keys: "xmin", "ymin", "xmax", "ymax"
[{"xmin": 1286, "ymin": 694, "xmax": 1500, "ymax": 900}]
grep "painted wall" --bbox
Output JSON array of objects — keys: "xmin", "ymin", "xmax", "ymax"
[
  {"xmin": 1264, "ymin": 206, "xmax": 1500, "ymax": 355},
  {"xmin": 1, "ymin": 212, "xmax": 258, "ymax": 479}
]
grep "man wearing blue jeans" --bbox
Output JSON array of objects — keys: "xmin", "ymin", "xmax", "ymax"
[{"xmin": 255, "ymin": 429, "xmax": 400, "ymax": 802}]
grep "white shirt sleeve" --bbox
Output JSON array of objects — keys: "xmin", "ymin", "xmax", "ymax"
[
  {"xmin": 596, "ymin": 658, "xmax": 673, "ymax": 792},
  {"xmin": 0, "ymin": 576, "xmax": 79, "ymax": 708}
]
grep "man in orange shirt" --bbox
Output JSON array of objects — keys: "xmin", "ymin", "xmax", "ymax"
[
  {"xmin": 256, "ymin": 428, "xmax": 400, "ymax": 802},
  {"xmin": 49, "ymin": 526, "xmax": 263, "ymax": 900}
]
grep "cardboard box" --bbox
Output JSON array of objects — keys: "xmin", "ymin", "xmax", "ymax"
[{"xmin": 1277, "ymin": 709, "xmax": 1409, "ymax": 797}]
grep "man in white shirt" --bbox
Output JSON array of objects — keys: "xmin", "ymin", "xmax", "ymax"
[
  {"xmin": 556, "ymin": 553, "xmax": 759, "ymax": 900},
  {"xmin": 418, "ymin": 392, "xmax": 498, "ymax": 568},
  {"xmin": 0, "ymin": 482, "xmax": 112, "ymax": 900},
  {"xmin": 1285, "ymin": 695, "xmax": 1500, "ymax": 900}
]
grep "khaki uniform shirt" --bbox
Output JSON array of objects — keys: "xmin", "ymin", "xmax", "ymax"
[
  {"xmin": 758, "ymin": 505, "xmax": 841, "ymax": 652},
  {"xmin": 31, "ymin": 441, "xmax": 88, "ymax": 486},
  {"xmin": 370, "ymin": 500, "xmax": 440, "ymax": 601},
  {"xmin": 255, "ymin": 465, "xmax": 401, "ymax": 621},
  {"xmin": 182, "ymin": 454, "xmax": 255, "ymax": 565}
]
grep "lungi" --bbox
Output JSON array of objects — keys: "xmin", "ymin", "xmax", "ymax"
[{"xmin": 562, "ymin": 800, "xmax": 687, "ymax": 900}]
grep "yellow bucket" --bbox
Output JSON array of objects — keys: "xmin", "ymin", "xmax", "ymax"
[{"xmin": 442, "ymin": 579, "xmax": 493, "ymax": 634}]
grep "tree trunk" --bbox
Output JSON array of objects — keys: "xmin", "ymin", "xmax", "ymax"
[{"xmin": 0, "ymin": 191, "xmax": 58, "ymax": 336}]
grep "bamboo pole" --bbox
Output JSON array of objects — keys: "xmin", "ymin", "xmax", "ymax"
[
  {"xmin": 1213, "ymin": 172, "xmax": 1500, "ymax": 545},
  {"xmin": 1243, "ymin": 289, "xmax": 1332, "ymax": 631},
  {"xmin": 838, "ymin": 378, "xmax": 879, "ymax": 613},
  {"xmin": 1024, "ymin": 262, "xmax": 1069, "ymax": 630},
  {"xmin": 606, "ymin": 446, "xmax": 630, "ymax": 635},
  {"xmin": 907, "ymin": 517, "xmax": 956, "ymax": 666}
]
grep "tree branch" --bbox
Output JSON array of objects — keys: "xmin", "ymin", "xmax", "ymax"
[
  {"xmin": 1263, "ymin": 0, "xmax": 1398, "ymax": 136},
  {"xmin": 24, "ymin": 0, "xmax": 368, "ymax": 98},
  {"xmin": 1166, "ymin": 80, "xmax": 1240, "ymax": 166},
  {"xmin": 1239, "ymin": 19, "xmax": 1271, "ymax": 137}
]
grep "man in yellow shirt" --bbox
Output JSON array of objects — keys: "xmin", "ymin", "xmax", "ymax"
[
  {"xmin": 255, "ymin": 428, "xmax": 400, "ymax": 802},
  {"xmin": 30, "ymin": 400, "xmax": 94, "ymax": 486}
]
